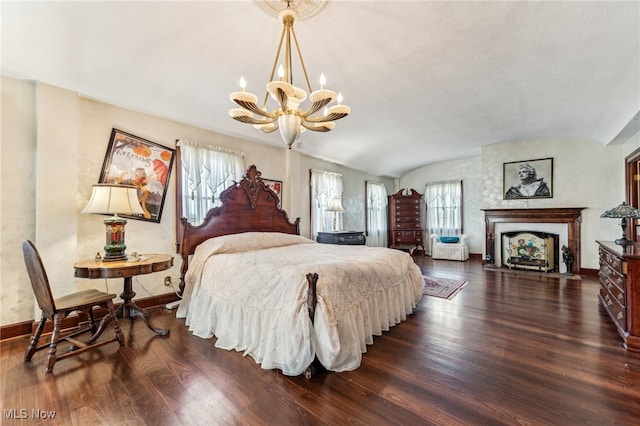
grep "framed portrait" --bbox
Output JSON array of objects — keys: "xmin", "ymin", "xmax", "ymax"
[
  {"xmin": 263, "ymin": 178, "xmax": 283, "ymax": 208},
  {"xmin": 99, "ymin": 128, "xmax": 175, "ymax": 222},
  {"xmin": 503, "ymin": 157, "xmax": 553, "ymax": 200}
]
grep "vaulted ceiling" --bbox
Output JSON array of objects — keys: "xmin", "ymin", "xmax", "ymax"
[{"xmin": 2, "ymin": 1, "xmax": 639, "ymax": 178}]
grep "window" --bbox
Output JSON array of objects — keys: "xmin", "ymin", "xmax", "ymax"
[
  {"xmin": 177, "ymin": 140, "xmax": 245, "ymax": 225},
  {"xmin": 366, "ymin": 182, "xmax": 388, "ymax": 247},
  {"xmin": 424, "ymin": 180, "xmax": 463, "ymax": 253},
  {"xmin": 310, "ymin": 169, "xmax": 343, "ymax": 239}
]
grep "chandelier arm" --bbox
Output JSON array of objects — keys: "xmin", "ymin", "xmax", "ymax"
[
  {"xmin": 275, "ymin": 87, "xmax": 289, "ymax": 111},
  {"xmin": 301, "ymin": 122, "xmax": 332, "ymax": 132},
  {"xmin": 232, "ymin": 115, "xmax": 278, "ymax": 125},
  {"xmin": 290, "ymin": 26, "xmax": 313, "ymax": 95},
  {"xmin": 263, "ymin": 24, "xmax": 289, "ymax": 108},
  {"xmin": 233, "ymin": 100, "xmax": 277, "ymax": 118},
  {"xmin": 302, "ymin": 98, "xmax": 333, "ymax": 117},
  {"xmin": 305, "ymin": 112, "xmax": 349, "ymax": 122},
  {"xmin": 260, "ymin": 126, "xmax": 279, "ymax": 133}
]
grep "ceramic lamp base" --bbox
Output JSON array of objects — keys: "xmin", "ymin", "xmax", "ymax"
[
  {"xmin": 103, "ymin": 215, "xmax": 128, "ymax": 261},
  {"xmin": 615, "ymin": 218, "xmax": 634, "ymax": 246}
]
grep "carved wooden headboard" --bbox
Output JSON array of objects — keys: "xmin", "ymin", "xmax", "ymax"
[{"xmin": 178, "ymin": 164, "xmax": 300, "ymax": 291}]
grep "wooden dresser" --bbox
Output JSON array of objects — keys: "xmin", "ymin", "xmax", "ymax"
[
  {"xmin": 597, "ymin": 241, "xmax": 640, "ymax": 352},
  {"xmin": 388, "ymin": 189, "xmax": 424, "ymax": 255}
]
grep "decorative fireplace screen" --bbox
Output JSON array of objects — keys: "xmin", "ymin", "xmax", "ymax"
[{"xmin": 502, "ymin": 231, "xmax": 559, "ymax": 272}]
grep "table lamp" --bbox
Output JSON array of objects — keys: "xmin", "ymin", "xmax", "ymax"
[
  {"xmin": 82, "ymin": 184, "xmax": 145, "ymax": 261},
  {"xmin": 600, "ymin": 201, "xmax": 640, "ymax": 246},
  {"xmin": 326, "ymin": 197, "xmax": 344, "ymax": 232}
]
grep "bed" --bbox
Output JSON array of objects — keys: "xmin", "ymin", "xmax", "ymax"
[{"xmin": 176, "ymin": 165, "xmax": 423, "ymax": 377}]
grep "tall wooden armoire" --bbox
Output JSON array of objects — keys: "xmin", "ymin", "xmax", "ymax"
[{"xmin": 388, "ymin": 189, "xmax": 424, "ymax": 255}]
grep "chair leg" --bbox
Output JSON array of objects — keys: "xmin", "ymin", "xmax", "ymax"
[
  {"xmin": 24, "ymin": 316, "xmax": 46, "ymax": 362},
  {"xmin": 45, "ymin": 313, "xmax": 63, "ymax": 373},
  {"xmin": 88, "ymin": 307, "xmax": 97, "ymax": 335},
  {"xmin": 83, "ymin": 301, "xmax": 125, "ymax": 347}
]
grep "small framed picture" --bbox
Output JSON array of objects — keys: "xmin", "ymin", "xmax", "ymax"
[
  {"xmin": 99, "ymin": 128, "xmax": 175, "ymax": 222},
  {"xmin": 503, "ymin": 158, "xmax": 553, "ymax": 200},
  {"xmin": 263, "ymin": 178, "xmax": 283, "ymax": 208}
]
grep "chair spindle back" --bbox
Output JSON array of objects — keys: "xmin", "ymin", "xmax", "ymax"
[{"xmin": 22, "ymin": 240, "xmax": 56, "ymax": 317}]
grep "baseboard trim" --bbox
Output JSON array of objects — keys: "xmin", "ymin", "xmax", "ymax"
[
  {"xmin": 0, "ymin": 320, "xmax": 34, "ymax": 342},
  {"xmin": 0, "ymin": 292, "xmax": 180, "ymax": 342},
  {"xmin": 580, "ymin": 267, "xmax": 598, "ymax": 277}
]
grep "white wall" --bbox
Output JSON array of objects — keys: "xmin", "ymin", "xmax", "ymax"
[
  {"xmin": 2, "ymin": 75, "xmax": 635, "ymax": 326},
  {"xmin": 483, "ymin": 139, "xmax": 623, "ymax": 268},
  {"xmin": 1, "ymin": 76, "xmax": 37, "ymax": 324},
  {"xmin": 400, "ymin": 139, "xmax": 626, "ymax": 269},
  {"xmin": 292, "ymin": 155, "xmax": 394, "ymax": 237},
  {"xmin": 623, "ymin": 132, "xmax": 640, "ymax": 157},
  {"xmin": 0, "ymin": 76, "xmax": 390, "ymax": 326},
  {"xmin": 400, "ymin": 156, "xmax": 483, "ymax": 254},
  {"xmin": 2, "ymin": 79, "xmax": 289, "ymax": 324},
  {"xmin": 36, "ymin": 84, "xmax": 80, "ymax": 301}
]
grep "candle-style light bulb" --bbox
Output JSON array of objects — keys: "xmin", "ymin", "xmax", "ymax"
[
  {"xmin": 337, "ymin": 92, "xmax": 343, "ymax": 105},
  {"xmin": 278, "ymin": 64, "xmax": 285, "ymax": 81},
  {"xmin": 239, "ymin": 76, "xmax": 246, "ymax": 91},
  {"xmin": 320, "ymin": 73, "xmax": 326, "ymax": 90}
]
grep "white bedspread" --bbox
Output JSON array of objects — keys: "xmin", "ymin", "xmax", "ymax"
[{"xmin": 176, "ymin": 232, "xmax": 423, "ymax": 376}]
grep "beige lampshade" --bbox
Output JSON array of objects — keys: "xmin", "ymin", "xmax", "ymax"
[
  {"xmin": 326, "ymin": 197, "xmax": 344, "ymax": 212},
  {"xmin": 82, "ymin": 184, "xmax": 144, "ymax": 215}
]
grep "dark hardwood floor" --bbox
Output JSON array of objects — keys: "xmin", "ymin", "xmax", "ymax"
[{"xmin": 3, "ymin": 257, "xmax": 640, "ymax": 425}]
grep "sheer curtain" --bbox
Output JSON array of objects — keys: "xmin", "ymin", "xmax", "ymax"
[
  {"xmin": 424, "ymin": 180, "xmax": 463, "ymax": 253},
  {"xmin": 310, "ymin": 169, "xmax": 343, "ymax": 239},
  {"xmin": 366, "ymin": 182, "xmax": 388, "ymax": 247},
  {"xmin": 178, "ymin": 139, "xmax": 245, "ymax": 225}
]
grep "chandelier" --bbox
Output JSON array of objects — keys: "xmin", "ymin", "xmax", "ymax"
[{"xmin": 228, "ymin": 6, "xmax": 350, "ymax": 148}]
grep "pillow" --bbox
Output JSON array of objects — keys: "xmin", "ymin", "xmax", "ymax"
[
  {"xmin": 439, "ymin": 236, "xmax": 460, "ymax": 243},
  {"xmin": 195, "ymin": 232, "xmax": 314, "ymax": 256}
]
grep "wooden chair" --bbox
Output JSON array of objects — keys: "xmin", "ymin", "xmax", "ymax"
[{"xmin": 22, "ymin": 240, "xmax": 124, "ymax": 373}]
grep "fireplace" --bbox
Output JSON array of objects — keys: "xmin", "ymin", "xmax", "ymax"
[
  {"xmin": 502, "ymin": 231, "xmax": 559, "ymax": 272},
  {"xmin": 482, "ymin": 208, "xmax": 585, "ymax": 274}
]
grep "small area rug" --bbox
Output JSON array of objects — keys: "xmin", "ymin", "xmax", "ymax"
[{"xmin": 423, "ymin": 276, "xmax": 468, "ymax": 300}]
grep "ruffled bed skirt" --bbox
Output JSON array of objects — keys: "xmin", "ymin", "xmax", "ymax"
[{"xmin": 176, "ymin": 233, "xmax": 424, "ymax": 376}]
